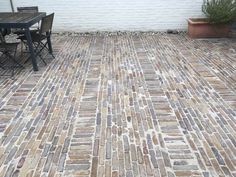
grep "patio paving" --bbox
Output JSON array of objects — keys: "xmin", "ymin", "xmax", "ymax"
[{"xmin": 0, "ymin": 33, "xmax": 236, "ymax": 177}]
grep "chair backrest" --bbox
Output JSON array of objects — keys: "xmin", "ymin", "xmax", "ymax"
[
  {"xmin": 0, "ymin": 32, "xmax": 5, "ymax": 43},
  {"xmin": 17, "ymin": 6, "xmax": 38, "ymax": 13},
  {"xmin": 0, "ymin": 28, "xmax": 11, "ymax": 37},
  {"xmin": 0, "ymin": 29, "xmax": 9, "ymax": 43},
  {"xmin": 40, "ymin": 13, "xmax": 54, "ymax": 34}
]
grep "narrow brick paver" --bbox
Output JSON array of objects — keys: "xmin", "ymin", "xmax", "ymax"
[{"xmin": 0, "ymin": 33, "xmax": 236, "ymax": 177}]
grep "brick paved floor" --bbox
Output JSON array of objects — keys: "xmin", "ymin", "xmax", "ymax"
[{"xmin": 0, "ymin": 33, "xmax": 236, "ymax": 177}]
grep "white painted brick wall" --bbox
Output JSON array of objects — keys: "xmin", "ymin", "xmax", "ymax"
[
  {"xmin": 0, "ymin": 0, "xmax": 12, "ymax": 12},
  {"xmin": 1, "ymin": 0, "xmax": 204, "ymax": 32}
]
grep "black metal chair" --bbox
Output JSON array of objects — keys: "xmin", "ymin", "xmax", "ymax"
[
  {"xmin": 0, "ymin": 28, "xmax": 11, "ymax": 36},
  {"xmin": 17, "ymin": 6, "xmax": 39, "ymax": 12},
  {"xmin": 0, "ymin": 30, "xmax": 23, "ymax": 76},
  {"xmin": 18, "ymin": 13, "xmax": 55, "ymax": 65},
  {"xmin": 14, "ymin": 6, "xmax": 39, "ymax": 36}
]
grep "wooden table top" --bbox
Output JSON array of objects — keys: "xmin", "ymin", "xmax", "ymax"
[{"xmin": 0, "ymin": 12, "xmax": 46, "ymax": 28}]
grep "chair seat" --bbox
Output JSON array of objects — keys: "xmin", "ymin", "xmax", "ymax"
[
  {"xmin": 0, "ymin": 43, "xmax": 19, "ymax": 52},
  {"xmin": 17, "ymin": 33, "xmax": 47, "ymax": 42},
  {"xmin": 13, "ymin": 29, "xmax": 38, "ymax": 35}
]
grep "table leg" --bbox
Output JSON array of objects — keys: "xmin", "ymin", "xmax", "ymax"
[
  {"xmin": 25, "ymin": 28, "xmax": 38, "ymax": 71},
  {"xmin": 46, "ymin": 32, "xmax": 53, "ymax": 54}
]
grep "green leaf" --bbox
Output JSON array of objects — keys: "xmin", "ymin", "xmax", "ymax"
[{"xmin": 202, "ymin": 0, "xmax": 236, "ymax": 24}]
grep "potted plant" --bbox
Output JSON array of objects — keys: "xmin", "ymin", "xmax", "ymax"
[{"xmin": 188, "ymin": 0, "xmax": 236, "ymax": 38}]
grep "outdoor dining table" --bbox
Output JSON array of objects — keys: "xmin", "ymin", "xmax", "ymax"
[{"xmin": 0, "ymin": 12, "xmax": 51, "ymax": 71}]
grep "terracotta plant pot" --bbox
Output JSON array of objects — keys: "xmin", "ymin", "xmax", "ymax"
[{"xmin": 188, "ymin": 18, "xmax": 231, "ymax": 38}]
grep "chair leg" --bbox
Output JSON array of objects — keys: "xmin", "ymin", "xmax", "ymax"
[
  {"xmin": 11, "ymin": 65, "xmax": 15, "ymax": 77},
  {"xmin": 22, "ymin": 39, "xmax": 55, "ymax": 66},
  {"xmin": 0, "ymin": 63, "xmax": 5, "ymax": 69},
  {"xmin": 50, "ymin": 52, "xmax": 55, "ymax": 58},
  {"xmin": 24, "ymin": 58, "xmax": 30, "ymax": 64},
  {"xmin": 40, "ymin": 41, "xmax": 55, "ymax": 58},
  {"xmin": 23, "ymin": 42, "xmax": 40, "ymax": 64},
  {"xmin": 0, "ymin": 56, "xmax": 5, "ymax": 69},
  {"xmin": 34, "ymin": 42, "xmax": 48, "ymax": 65},
  {"xmin": 38, "ymin": 53, "xmax": 47, "ymax": 65},
  {"xmin": 4, "ymin": 49, "xmax": 24, "ymax": 77},
  {"xmin": 5, "ymin": 52, "xmax": 24, "ymax": 68},
  {"xmin": 9, "ymin": 56, "xmax": 23, "ymax": 68}
]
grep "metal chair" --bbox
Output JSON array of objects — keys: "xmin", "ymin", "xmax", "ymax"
[
  {"xmin": 14, "ymin": 6, "xmax": 39, "ymax": 36},
  {"xmin": 17, "ymin": 6, "xmax": 39, "ymax": 12},
  {"xmin": 0, "ymin": 31, "xmax": 23, "ymax": 76},
  {"xmin": 0, "ymin": 28, "xmax": 11, "ymax": 36},
  {"xmin": 18, "ymin": 13, "xmax": 55, "ymax": 65}
]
